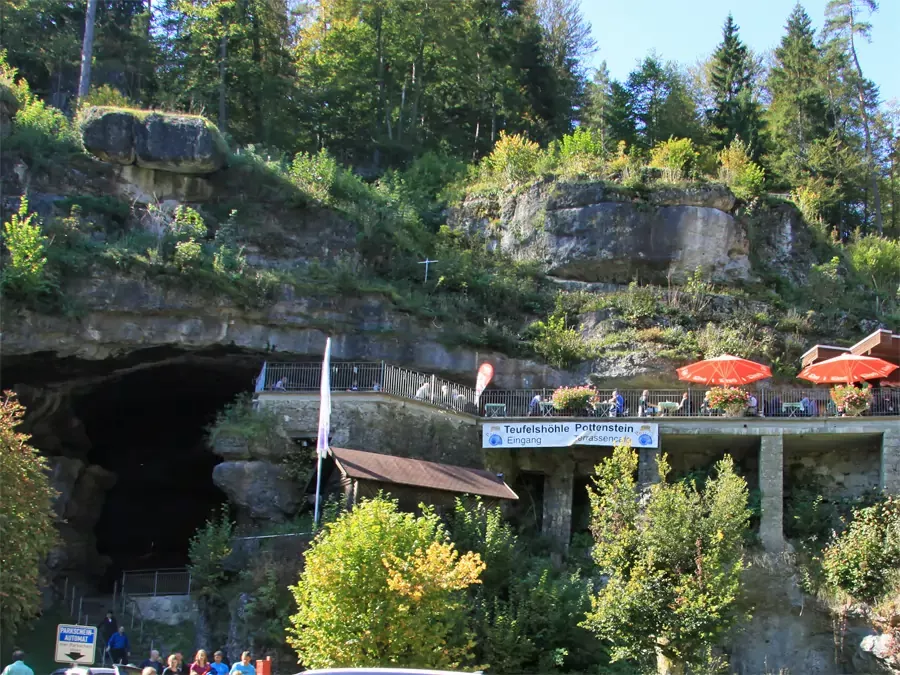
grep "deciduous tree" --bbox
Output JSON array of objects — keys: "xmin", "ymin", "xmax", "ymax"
[
  {"xmin": 824, "ymin": 0, "xmax": 883, "ymax": 232},
  {"xmin": 0, "ymin": 392, "xmax": 57, "ymax": 639},
  {"xmin": 582, "ymin": 445, "xmax": 750, "ymax": 675},
  {"xmin": 287, "ymin": 496, "xmax": 484, "ymax": 670}
]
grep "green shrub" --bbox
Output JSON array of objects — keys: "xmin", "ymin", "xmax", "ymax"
[
  {"xmin": 616, "ymin": 282, "xmax": 659, "ymax": 322},
  {"xmin": 188, "ymin": 507, "xmax": 234, "ymax": 600},
  {"xmin": 718, "ymin": 138, "xmax": 765, "ymax": 200},
  {"xmin": 694, "ymin": 321, "xmax": 773, "ymax": 360},
  {"xmin": 483, "ymin": 131, "xmax": 543, "ymax": 184},
  {"xmin": 79, "ymin": 84, "xmax": 135, "ymax": 108},
  {"xmin": 382, "ymin": 152, "xmax": 466, "ymax": 228},
  {"xmin": 169, "ymin": 205, "xmax": 208, "ymax": 241},
  {"xmin": 1, "ymin": 53, "xmax": 79, "ymax": 163},
  {"xmin": 649, "ymin": 137, "xmax": 698, "ymax": 182},
  {"xmin": 848, "ymin": 235, "xmax": 900, "ymax": 298},
  {"xmin": 822, "ymin": 497, "xmax": 900, "ymax": 604},
  {"xmin": 173, "ymin": 239, "xmax": 202, "ymax": 269},
  {"xmin": 206, "ymin": 393, "xmax": 286, "ymax": 448},
  {"xmin": 289, "ymin": 149, "xmax": 338, "ymax": 202},
  {"xmin": 1, "ymin": 197, "xmax": 50, "ymax": 297},
  {"xmin": 529, "ymin": 314, "xmax": 588, "ymax": 368}
]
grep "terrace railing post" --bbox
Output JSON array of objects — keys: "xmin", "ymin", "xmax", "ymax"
[
  {"xmin": 186, "ymin": 572, "xmax": 192, "ymax": 595},
  {"xmin": 153, "ymin": 571, "xmax": 158, "ymax": 596},
  {"xmin": 78, "ymin": 597, "xmax": 83, "ymax": 622},
  {"xmin": 430, "ymin": 375, "xmax": 436, "ymax": 404},
  {"xmin": 381, "ymin": 361, "xmax": 386, "ymax": 392},
  {"xmin": 71, "ymin": 586, "xmax": 76, "ymax": 616}
]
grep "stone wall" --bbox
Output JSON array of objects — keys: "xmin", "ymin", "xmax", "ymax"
[
  {"xmin": 785, "ymin": 438, "xmax": 882, "ymax": 501},
  {"xmin": 133, "ymin": 595, "xmax": 198, "ymax": 626},
  {"xmin": 259, "ymin": 392, "xmax": 482, "ymax": 467}
]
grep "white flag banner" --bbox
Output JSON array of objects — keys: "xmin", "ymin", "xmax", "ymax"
[{"xmin": 316, "ymin": 338, "xmax": 332, "ymax": 458}]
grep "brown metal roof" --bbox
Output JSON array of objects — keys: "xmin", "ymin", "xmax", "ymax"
[
  {"xmin": 330, "ymin": 447, "xmax": 518, "ymax": 501},
  {"xmin": 802, "ymin": 329, "xmax": 899, "ymax": 370}
]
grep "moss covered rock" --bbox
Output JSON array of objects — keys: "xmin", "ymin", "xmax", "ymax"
[{"xmin": 80, "ymin": 106, "xmax": 228, "ymax": 174}]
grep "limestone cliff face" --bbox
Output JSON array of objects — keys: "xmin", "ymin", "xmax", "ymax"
[
  {"xmin": 1, "ymin": 272, "xmax": 569, "ymax": 389},
  {"xmin": 450, "ymin": 181, "xmax": 755, "ymax": 284}
]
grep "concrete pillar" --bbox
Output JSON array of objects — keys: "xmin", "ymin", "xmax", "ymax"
[
  {"xmin": 759, "ymin": 434, "xmax": 784, "ymax": 552},
  {"xmin": 542, "ymin": 459, "xmax": 574, "ymax": 551},
  {"xmin": 638, "ymin": 445, "xmax": 661, "ymax": 491},
  {"xmin": 881, "ymin": 428, "xmax": 900, "ymax": 494}
]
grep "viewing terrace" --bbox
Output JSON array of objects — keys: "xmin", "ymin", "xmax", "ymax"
[
  {"xmin": 255, "ymin": 360, "xmax": 900, "ymax": 552},
  {"xmin": 255, "ymin": 361, "xmax": 900, "ymax": 419}
]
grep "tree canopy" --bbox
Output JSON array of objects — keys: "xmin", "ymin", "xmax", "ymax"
[
  {"xmin": 0, "ymin": 391, "xmax": 57, "ymax": 639},
  {"xmin": 287, "ymin": 496, "xmax": 484, "ymax": 670},
  {"xmin": 582, "ymin": 445, "xmax": 750, "ymax": 675}
]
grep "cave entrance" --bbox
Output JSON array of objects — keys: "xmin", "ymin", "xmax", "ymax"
[{"xmin": 73, "ymin": 358, "xmax": 258, "ymax": 586}]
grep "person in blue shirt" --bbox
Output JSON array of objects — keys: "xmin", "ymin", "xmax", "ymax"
[
  {"xmin": 210, "ymin": 652, "xmax": 228, "ymax": 675},
  {"xmin": 1, "ymin": 650, "xmax": 34, "ymax": 675},
  {"xmin": 107, "ymin": 626, "xmax": 130, "ymax": 664},
  {"xmin": 140, "ymin": 650, "xmax": 164, "ymax": 675},
  {"xmin": 228, "ymin": 652, "xmax": 254, "ymax": 675},
  {"xmin": 608, "ymin": 390, "xmax": 624, "ymax": 417}
]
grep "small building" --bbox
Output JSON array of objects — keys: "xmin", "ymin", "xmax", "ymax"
[
  {"xmin": 309, "ymin": 447, "xmax": 518, "ymax": 513},
  {"xmin": 802, "ymin": 328, "xmax": 900, "ymax": 386}
]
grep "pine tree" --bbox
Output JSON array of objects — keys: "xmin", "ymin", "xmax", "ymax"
[
  {"xmin": 824, "ymin": 0, "xmax": 883, "ymax": 233},
  {"xmin": 766, "ymin": 3, "xmax": 831, "ymax": 186},
  {"xmin": 707, "ymin": 14, "xmax": 762, "ymax": 154}
]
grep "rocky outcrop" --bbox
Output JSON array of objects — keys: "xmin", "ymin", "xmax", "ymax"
[
  {"xmin": 450, "ymin": 181, "xmax": 753, "ymax": 285},
  {"xmin": 1, "ymin": 272, "xmax": 570, "ymax": 389},
  {"xmin": 212, "ymin": 461, "xmax": 302, "ymax": 523},
  {"xmin": 747, "ymin": 202, "xmax": 815, "ymax": 285},
  {"xmin": 45, "ymin": 457, "xmax": 116, "ymax": 573},
  {"xmin": 80, "ymin": 107, "xmax": 228, "ymax": 174},
  {"xmin": 729, "ymin": 556, "xmax": 889, "ymax": 675}
]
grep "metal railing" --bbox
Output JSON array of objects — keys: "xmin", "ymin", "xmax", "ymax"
[
  {"xmin": 121, "ymin": 568, "xmax": 191, "ymax": 597},
  {"xmin": 479, "ymin": 387, "xmax": 900, "ymax": 418},
  {"xmin": 257, "ymin": 361, "xmax": 477, "ymax": 414},
  {"xmin": 254, "ymin": 362, "xmax": 900, "ymax": 419}
]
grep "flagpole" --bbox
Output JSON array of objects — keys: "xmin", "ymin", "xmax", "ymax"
[
  {"xmin": 313, "ymin": 450, "xmax": 323, "ymax": 526},
  {"xmin": 314, "ymin": 337, "xmax": 332, "ymax": 527}
]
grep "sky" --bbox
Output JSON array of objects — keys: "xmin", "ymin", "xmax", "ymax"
[{"xmin": 581, "ymin": 0, "xmax": 900, "ymax": 104}]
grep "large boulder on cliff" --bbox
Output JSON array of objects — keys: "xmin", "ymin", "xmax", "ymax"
[
  {"xmin": 80, "ymin": 109, "xmax": 136, "ymax": 164},
  {"xmin": 212, "ymin": 461, "xmax": 302, "ymax": 522},
  {"xmin": 80, "ymin": 107, "xmax": 228, "ymax": 174},
  {"xmin": 450, "ymin": 181, "xmax": 751, "ymax": 285}
]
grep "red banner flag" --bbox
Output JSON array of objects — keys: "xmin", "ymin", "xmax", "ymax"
[{"xmin": 474, "ymin": 362, "xmax": 494, "ymax": 405}]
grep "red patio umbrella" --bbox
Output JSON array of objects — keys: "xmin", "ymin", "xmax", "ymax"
[
  {"xmin": 677, "ymin": 355, "xmax": 772, "ymax": 385},
  {"xmin": 797, "ymin": 352, "xmax": 898, "ymax": 384}
]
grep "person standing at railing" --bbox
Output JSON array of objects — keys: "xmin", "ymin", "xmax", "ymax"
[
  {"xmin": 107, "ymin": 626, "xmax": 130, "ymax": 664},
  {"xmin": 190, "ymin": 650, "xmax": 212, "ymax": 675}
]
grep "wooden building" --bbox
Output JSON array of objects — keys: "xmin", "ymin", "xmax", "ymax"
[
  {"xmin": 309, "ymin": 447, "xmax": 518, "ymax": 513},
  {"xmin": 802, "ymin": 328, "xmax": 900, "ymax": 386}
]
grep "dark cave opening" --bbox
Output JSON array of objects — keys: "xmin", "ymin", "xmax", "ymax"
[{"xmin": 65, "ymin": 358, "xmax": 260, "ymax": 584}]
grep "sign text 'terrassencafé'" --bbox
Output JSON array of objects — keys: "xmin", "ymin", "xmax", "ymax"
[{"xmin": 482, "ymin": 421, "xmax": 659, "ymax": 449}]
